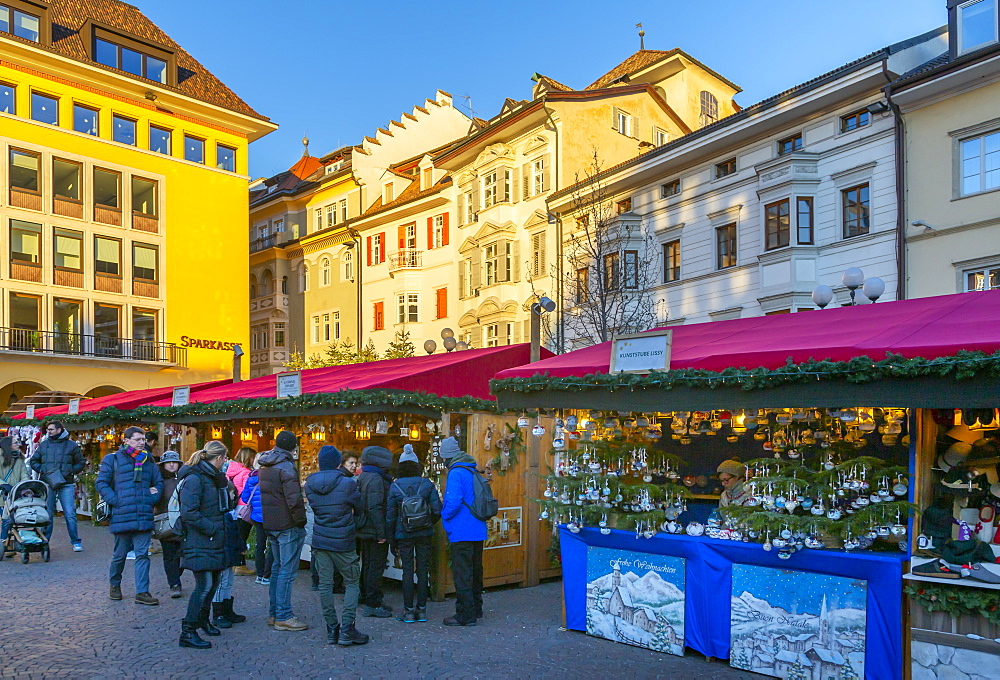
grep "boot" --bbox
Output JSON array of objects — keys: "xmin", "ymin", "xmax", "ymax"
[
  {"xmin": 415, "ymin": 607, "xmax": 427, "ymax": 622},
  {"xmin": 326, "ymin": 623, "xmax": 340, "ymax": 645},
  {"xmin": 198, "ymin": 608, "xmax": 221, "ymax": 636},
  {"xmin": 337, "ymin": 623, "xmax": 370, "ymax": 646},
  {"xmin": 179, "ymin": 621, "xmax": 211, "ymax": 649},
  {"xmin": 224, "ymin": 598, "xmax": 246, "ymax": 624},
  {"xmin": 400, "ymin": 608, "xmax": 416, "ymax": 623},
  {"xmin": 211, "ymin": 601, "xmax": 233, "ymax": 629}
]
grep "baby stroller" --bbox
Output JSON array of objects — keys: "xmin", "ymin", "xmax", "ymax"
[{"xmin": 1, "ymin": 479, "xmax": 51, "ymax": 563}]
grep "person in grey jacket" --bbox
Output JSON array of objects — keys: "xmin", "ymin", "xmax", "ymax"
[{"xmin": 30, "ymin": 421, "xmax": 85, "ymax": 551}]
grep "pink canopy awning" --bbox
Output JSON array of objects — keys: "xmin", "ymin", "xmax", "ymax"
[
  {"xmin": 136, "ymin": 343, "xmax": 550, "ymax": 408},
  {"xmin": 13, "ymin": 380, "xmax": 230, "ymax": 420},
  {"xmin": 494, "ymin": 290, "xmax": 1000, "ymax": 380}
]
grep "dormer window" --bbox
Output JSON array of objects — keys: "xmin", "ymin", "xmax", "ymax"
[
  {"xmin": 0, "ymin": 1, "xmax": 46, "ymax": 43},
  {"xmin": 90, "ymin": 25, "xmax": 174, "ymax": 85},
  {"xmin": 957, "ymin": 0, "xmax": 998, "ymax": 54}
]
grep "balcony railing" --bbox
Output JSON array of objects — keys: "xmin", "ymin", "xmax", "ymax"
[
  {"xmin": 250, "ymin": 234, "xmax": 277, "ymax": 253},
  {"xmin": 0, "ymin": 327, "xmax": 186, "ymax": 366},
  {"xmin": 388, "ymin": 249, "xmax": 423, "ymax": 272}
]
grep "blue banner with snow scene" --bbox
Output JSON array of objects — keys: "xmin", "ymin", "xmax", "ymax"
[{"xmin": 586, "ymin": 547, "xmax": 686, "ymax": 655}]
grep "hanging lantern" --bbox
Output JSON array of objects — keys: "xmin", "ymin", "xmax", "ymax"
[
  {"xmin": 211, "ymin": 426, "xmax": 223, "ymax": 439},
  {"xmin": 356, "ymin": 429, "xmax": 371, "ymax": 440},
  {"xmin": 408, "ymin": 425, "xmax": 421, "ymax": 441}
]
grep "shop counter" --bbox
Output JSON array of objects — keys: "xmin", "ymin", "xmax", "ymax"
[{"xmin": 561, "ymin": 526, "xmax": 906, "ymax": 680}]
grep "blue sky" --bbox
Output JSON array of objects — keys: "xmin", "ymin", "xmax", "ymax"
[{"xmin": 141, "ymin": 0, "xmax": 947, "ymax": 179}]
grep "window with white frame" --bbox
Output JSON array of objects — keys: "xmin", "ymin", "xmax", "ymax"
[
  {"xmin": 531, "ymin": 158, "xmax": 546, "ymax": 196},
  {"xmin": 333, "ymin": 311, "xmax": 341, "ymax": 340},
  {"xmin": 654, "ymin": 127, "xmax": 669, "ymax": 146},
  {"xmin": 485, "ymin": 323, "xmax": 499, "ymax": 347},
  {"xmin": 485, "ymin": 242, "xmax": 512, "ymax": 285},
  {"xmin": 372, "ymin": 233, "xmax": 384, "ymax": 263},
  {"xmin": 965, "ymin": 264, "xmax": 1000, "ymax": 291},
  {"xmin": 343, "ymin": 250, "xmax": 353, "ymax": 281},
  {"xmin": 960, "ymin": 130, "xmax": 1000, "ymax": 196},
  {"xmin": 464, "ymin": 190, "xmax": 476, "ymax": 223},
  {"xmin": 432, "ymin": 215, "xmax": 445, "ymax": 248},
  {"xmin": 301, "ymin": 265, "xmax": 309, "ymax": 292},
  {"xmin": 315, "ymin": 209, "xmax": 323, "ymax": 231},
  {"xmin": 274, "ymin": 219, "xmax": 284, "ymax": 233},
  {"xmin": 483, "ymin": 171, "xmax": 497, "ymax": 208},
  {"xmin": 958, "ymin": 0, "xmax": 998, "ymax": 54},
  {"xmin": 397, "ymin": 293, "xmax": 419, "ymax": 323},
  {"xmin": 340, "ymin": 199, "xmax": 348, "ymax": 223},
  {"xmin": 327, "ymin": 205, "xmax": 337, "ymax": 227},
  {"xmin": 700, "ymin": 91, "xmax": 719, "ymax": 127},
  {"xmin": 484, "ymin": 322, "xmax": 513, "ymax": 347},
  {"xmin": 312, "ymin": 315, "xmax": 320, "ymax": 343},
  {"xmin": 320, "ymin": 257, "xmax": 331, "ymax": 286},
  {"xmin": 322, "ymin": 313, "xmax": 331, "ymax": 341},
  {"xmin": 403, "ymin": 223, "xmax": 417, "ymax": 249},
  {"xmin": 613, "ymin": 108, "xmax": 632, "ymax": 136},
  {"xmin": 274, "ymin": 322, "xmax": 285, "ymax": 348}
]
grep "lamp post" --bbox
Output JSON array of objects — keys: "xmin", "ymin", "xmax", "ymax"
[
  {"xmin": 812, "ymin": 269, "xmax": 886, "ymax": 309},
  {"xmin": 530, "ymin": 296, "xmax": 556, "ymax": 362}
]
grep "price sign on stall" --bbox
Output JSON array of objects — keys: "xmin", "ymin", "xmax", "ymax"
[
  {"xmin": 68, "ymin": 398, "xmax": 81, "ymax": 415},
  {"xmin": 276, "ymin": 371, "xmax": 302, "ymax": 399},
  {"xmin": 172, "ymin": 386, "xmax": 191, "ymax": 407},
  {"xmin": 25, "ymin": 405, "xmax": 35, "ymax": 419},
  {"xmin": 610, "ymin": 330, "xmax": 672, "ymax": 374}
]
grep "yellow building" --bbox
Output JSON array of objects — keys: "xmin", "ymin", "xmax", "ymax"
[
  {"xmin": 889, "ymin": 7, "xmax": 1000, "ymax": 298},
  {"xmin": 0, "ymin": 0, "xmax": 275, "ymax": 407}
]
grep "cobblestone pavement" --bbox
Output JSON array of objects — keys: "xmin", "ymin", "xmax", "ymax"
[{"xmin": 0, "ymin": 523, "xmax": 765, "ymax": 679}]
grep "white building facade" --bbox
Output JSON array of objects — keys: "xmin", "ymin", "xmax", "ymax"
[{"xmin": 549, "ymin": 29, "xmax": 947, "ymax": 336}]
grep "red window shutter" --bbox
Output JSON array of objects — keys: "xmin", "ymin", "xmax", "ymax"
[
  {"xmin": 379, "ymin": 232, "xmax": 386, "ymax": 262},
  {"xmin": 398, "ymin": 225, "xmax": 406, "ymax": 250},
  {"xmin": 374, "ymin": 301, "xmax": 383, "ymax": 330},
  {"xmin": 366, "ymin": 236, "xmax": 372, "ymax": 266},
  {"xmin": 436, "ymin": 288, "xmax": 447, "ymax": 318},
  {"xmin": 427, "ymin": 216, "xmax": 434, "ymax": 249},
  {"xmin": 442, "ymin": 212, "xmax": 450, "ymax": 246}
]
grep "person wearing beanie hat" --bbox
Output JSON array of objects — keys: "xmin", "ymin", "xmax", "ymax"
[
  {"xmin": 305, "ymin": 445, "xmax": 370, "ymax": 646},
  {"xmin": 439, "ymin": 437, "xmax": 487, "ymax": 626},
  {"xmin": 386, "ymin": 451, "xmax": 441, "ymax": 622},
  {"xmin": 716, "ymin": 460, "xmax": 750, "ymax": 508},
  {"xmin": 356, "ymin": 446, "xmax": 394, "ymax": 618},
  {"xmin": 257, "ymin": 431, "xmax": 308, "ymax": 632},
  {"xmin": 155, "ymin": 452, "xmax": 185, "ymax": 599},
  {"xmin": 398, "ymin": 444, "xmax": 419, "ymax": 465}
]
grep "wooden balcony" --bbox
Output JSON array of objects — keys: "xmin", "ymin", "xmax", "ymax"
[
  {"xmin": 10, "ymin": 262, "xmax": 42, "ymax": 282},
  {"xmin": 54, "ymin": 269, "xmax": 83, "ymax": 288},
  {"xmin": 10, "ymin": 187, "xmax": 42, "ymax": 211},
  {"xmin": 132, "ymin": 211, "xmax": 159, "ymax": 233},
  {"xmin": 95, "ymin": 273, "xmax": 123, "ymax": 294},
  {"xmin": 53, "ymin": 196, "xmax": 84, "ymax": 219},
  {"xmin": 94, "ymin": 205, "xmax": 122, "ymax": 226},
  {"xmin": 132, "ymin": 279, "xmax": 159, "ymax": 298}
]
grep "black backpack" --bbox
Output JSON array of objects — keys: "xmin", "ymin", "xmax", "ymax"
[
  {"xmin": 464, "ymin": 469, "xmax": 499, "ymax": 521},
  {"xmin": 392, "ymin": 481, "xmax": 432, "ymax": 532}
]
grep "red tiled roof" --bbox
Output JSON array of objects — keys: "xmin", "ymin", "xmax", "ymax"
[
  {"xmin": 586, "ymin": 49, "xmax": 678, "ymax": 90},
  {"xmin": 535, "ymin": 74, "xmax": 574, "ymax": 92},
  {"xmin": 39, "ymin": 0, "xmax": 268, "ymax": 121}
]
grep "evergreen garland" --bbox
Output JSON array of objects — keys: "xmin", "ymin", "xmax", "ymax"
[
  {"xmin": 1, "ymin": 389, "xmax": 499, "ymax": 427},
  {"xmin": 490, "ymin": 350, "xmax": 1000, "ymax": 394},
  {"xmin": 905, "ymin": 582, "xmax": 1000, "ymax": 627}
]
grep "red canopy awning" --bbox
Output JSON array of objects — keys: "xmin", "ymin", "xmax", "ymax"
[
  {"xmin": 13, "ymin": 380, "xmax": 230, "ymax": 420},
  {"xmin": 135, "ymin": 343, "xmax": 550, "ymax": 408},
  {"xmin": 495, "ymin": 290, "xmax": 1000, "ymax": 380}
]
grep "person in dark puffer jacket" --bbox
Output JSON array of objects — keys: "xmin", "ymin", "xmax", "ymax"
[
  {"xmin": 155, "ymin": 451, "xmax": 185, "ymax": 599},
  {"xmin": 305, "ymin": 445, "xmax": 369, "ymax": 646},
  {"xmin": 386, "ymin": 445, "xmax": 441, "ymax": 623},
  {"xmin": 356, "ymin": 445, "xmax": 393, "ymax": 618},
  {"xmin": 176, "ymin": 440, "xmax": 231, "ymax": 649},
  {"xmin": 30, "ymin": 420, "xmax": 86, "ymax": 550},
  {"xmin": 96, "ymin": 426, "xmax": 163, "ymax": 607},
  {"xmin": 258, "ymin": 431, "xmax": 308, "ymax": 632}
]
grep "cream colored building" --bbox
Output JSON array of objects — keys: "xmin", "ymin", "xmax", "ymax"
[{"xmin": 889, "ymin": 5, "xmax": 1000, "ymax": 298}]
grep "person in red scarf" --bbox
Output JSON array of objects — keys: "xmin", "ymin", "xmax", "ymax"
[{"xmin": 96, "ymin": 426, "xmax": 163, "ymax": 606}]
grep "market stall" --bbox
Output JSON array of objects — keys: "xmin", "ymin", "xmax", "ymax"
[
  {"xmin": 490, "ymin": 290, "xmax": 1000, "ymax": 680},
  {"xmin": 5, "ymin": 345, "xmax": 560, "ymax": 595}
]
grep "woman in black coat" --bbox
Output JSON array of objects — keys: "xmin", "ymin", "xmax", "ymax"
[{"xmin": 177, "ymin": 440, "xmax": 230, "ymax": 649}]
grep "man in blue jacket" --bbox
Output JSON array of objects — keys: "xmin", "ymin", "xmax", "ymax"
[
  {"xmin": 95, "ymin": 426, "xmax": 163, "ymax": 606},
  {"xmin": 439, "ymin": 437, "xmax": 486, "ymax": 626},
  {"xmin": 30, "ymin": 420, "xmax": 85, "ymax": 551},
  {"xmin": 305, "ymin": 445, "xmax": 369, "ymax": 646}
]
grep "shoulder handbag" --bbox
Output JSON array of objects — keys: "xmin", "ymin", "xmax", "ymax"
[
  {"xmin": 94, "ymin": 456, "xmax": 114, "ymax": 524},
  {"xmin": 236, "ymin": 500, "xmax": 252, "ymax": 522}
]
